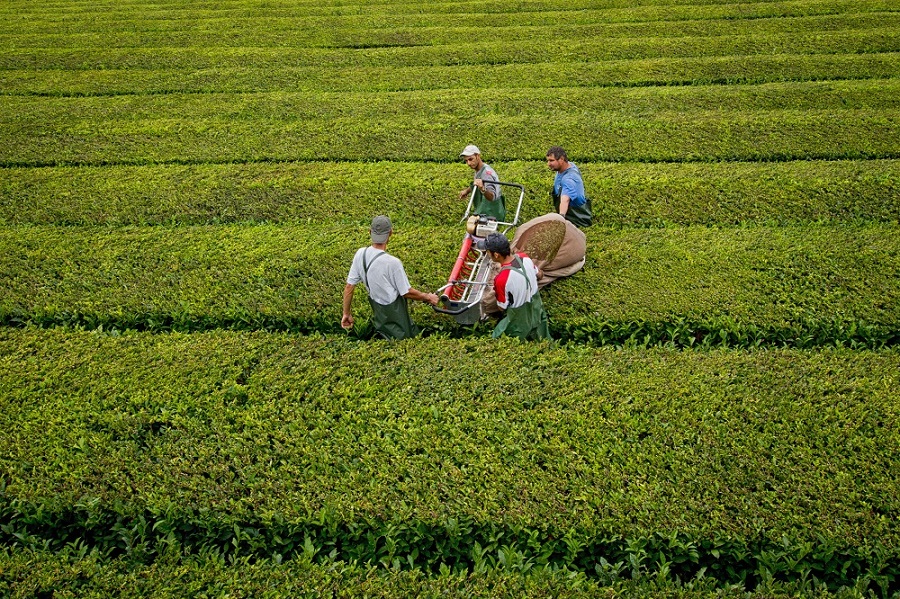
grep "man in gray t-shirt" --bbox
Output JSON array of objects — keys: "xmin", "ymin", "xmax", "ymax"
[
  {"xmin": 458, "ymin": 144, "xmax": 505, "ymax": 221},
  {"xmin": 341, "ymin": 215, "xmax": 438, "ymax": 340}
]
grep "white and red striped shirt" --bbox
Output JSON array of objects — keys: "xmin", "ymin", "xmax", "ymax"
[{"xmin": 494, "ymin": 253, "xmax": 540, "ymax": 310}]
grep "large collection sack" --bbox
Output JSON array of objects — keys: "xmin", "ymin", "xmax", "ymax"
[{"xmin": 481, "ymin": 213, "xmax": 586, "ymax": 315}]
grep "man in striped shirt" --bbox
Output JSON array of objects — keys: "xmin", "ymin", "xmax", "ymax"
[{"xmin": 483, "ymin": 233, "xmax": 551, "ymax": 340}]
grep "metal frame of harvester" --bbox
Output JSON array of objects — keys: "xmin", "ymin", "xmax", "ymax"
[{"xmin": 433, "ymin": 180, "xmax": 525, "ymax": 325}]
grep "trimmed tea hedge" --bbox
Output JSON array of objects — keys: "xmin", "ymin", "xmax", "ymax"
[
  {"xmin": 2, "ymin": 80, "xmax": 898, "ymax": 166},
  {"xmin": 3, "ymin": 1, "xmax": 896, "ymax": 36},
  {"xmin": 2, "ymin": 27, "xmax": 898, "ymax": 72},
  {"xmin": 0, "ymin": 0, "xmax": 895, "ymax": 20},
  {"xmin": 1, "ymin": 159, "xmax": 897, "ymax": 227},
  {"xmin": 0, "ymin": 548, "xmax": 853, "ymax": 599},
  {"xmin": 3, "ymin": 11, "xmax": 897, "ymax": 49},
  {"xmin": 2, "ymin": 0, "xmax": 899, "ymax": 594},
  {"xmin": 4, "ymin": 53, "xmax": 900, "ymax": 96},
  {"xmin": 1, "ymin": 224, "xmax": 897, "ymax": 346},
  {"xmin": 8, "ymin": 77, "xmax": 900, "ymax": 121},
  {"xmin": 1, "ymin": 329, "xmax": 899, "ymax": 590}
]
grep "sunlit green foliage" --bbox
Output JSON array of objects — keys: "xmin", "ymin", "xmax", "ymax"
[
  {"xmin": 2, "ymin": 329, "xmax": 899, "ymax": 592},
  {"xmin": 1, "ymin": 0, "xmax": 898, "ymax": 595}
]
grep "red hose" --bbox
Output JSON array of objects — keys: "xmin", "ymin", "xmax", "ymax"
[
  {"xmin": 447, "ymin": 235, "xmax": 473, "ymax": 284},
  {"xmin": 446, "ymin": 236, "xmax": 478, "ymax": 301}
]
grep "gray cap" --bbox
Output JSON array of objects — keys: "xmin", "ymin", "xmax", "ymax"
[
  {"xmin": 370, "ymin": 215, "xmax": 392, "ymax": 243},
  {"xmin": 484, "ymin": 232, "xmax": 510, "ymax": 255},
  {"xmin": 460, "ymin": 144, "xmax": 481, "ymax": 157}
]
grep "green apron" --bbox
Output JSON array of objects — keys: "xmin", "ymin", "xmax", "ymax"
[
  {"xmin": 363, "ymin": 250, "xmax": 418, "ymax": 340},
  {"xmin": 492, "ymin": 257, "xmax": 551, "ymax": 341},
  {"xmin": 472, "ymin": 165, "xmax": 506, "ymax": 221},
  {"xmin": 551, "ymin": 189, "xmax": 592, "ymax": 228}
]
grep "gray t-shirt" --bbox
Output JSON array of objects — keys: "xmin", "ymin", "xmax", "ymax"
[
  {"xmin": 347, "ymin": 247, "xmax": 412, "ymax": 306},
  {"xmin": 476, "ymin": 164, "xmax": 500, "ymax": 199}
]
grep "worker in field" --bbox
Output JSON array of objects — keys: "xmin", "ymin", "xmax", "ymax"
[
  {"xmin": 546, "ymin": 145, "xmax": 592, "ymax": 228},
  {"xmin": 480, "ymin": 213, "xmax": 586, "ymax": 318},
  {"xmin": 342, "ymin": 215, "xmax": 439, "ymax": 340},
  {"xmin": 483, "ymin": 233, "xmax": 551, "ymax": 340},
  {"xmin": 459, "ymin": 145, "xmax": 505, "ymax": 221}
]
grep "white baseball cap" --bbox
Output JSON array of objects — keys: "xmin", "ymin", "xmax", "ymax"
[{"xmin": 460, "ymin": 144, "xmax": 481, "ymax": 157}]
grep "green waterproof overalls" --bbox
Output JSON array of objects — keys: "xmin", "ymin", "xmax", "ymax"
[
  {"xmin": 363, "ymin": 250, "xmax": 419, "ymax": 340},
  {"xmin": 492, "ymin": 256, "xmax": 551, "ymax": 341},
  {"xmin": 473, "ymin": 165, "xmax": 506, "ymax": 221},
  {"xmin": 551, "ymin": 189, "xmax": 592, "ymax": 228}
]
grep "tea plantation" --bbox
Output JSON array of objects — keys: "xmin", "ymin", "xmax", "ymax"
[{"xmin": 1, "ymin": 0, "xmax": 898, "ymax": 596}]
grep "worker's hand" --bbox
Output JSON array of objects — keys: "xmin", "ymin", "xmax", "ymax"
[
  {"xmin": 341, "ymin": 314, "xmax": 354, "ymax": 330},
  {"xmin": 459, "ymin": 187, "xmax": 471, "ymax": 200},
  {"xmin": 423, "ymin": 293, "xmax": 440, "ymax": 307},
  {"xmin": 473, "ymin": 178, "xmax": 485, "ymax": 191}
]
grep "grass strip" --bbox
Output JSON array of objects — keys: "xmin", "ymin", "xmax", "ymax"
[
  {"xmin": 1, "ymin": 329, "xmax": 898, "ymax": 588},
  {"xmin": 0, "ymin": 224, "xmax": 897, "ymax": 346},
  {"xmin": 1, "ymin": 159, "xmax": 898, "ymax": 227},
  {"xmin": 2, "ymin": 28, "xmax": 897, "ymax": 71},
  {"xmin": 4, "ymin": 53, "xmax": 899, "ymax": 96}
]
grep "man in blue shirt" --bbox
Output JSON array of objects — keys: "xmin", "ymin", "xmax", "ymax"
[{"xmin": 546, "ymin": 146, "xmax": 592, "ymax": 228}]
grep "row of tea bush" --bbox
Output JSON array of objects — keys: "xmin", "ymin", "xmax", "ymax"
[
  {"xmin": 2, "ymin": 329, "xmax": 899, "ymax": 589},
  {"xmin": 2, "ymin": 224, "xmax": 897, "ymax": 346}
]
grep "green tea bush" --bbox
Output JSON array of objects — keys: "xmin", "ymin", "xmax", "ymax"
[
  {"xmin": 2, "ymin": 0, "xmax": 898, "ymax": 593},
  {"xmin": 4, "ymin": 11, "xmax": 897, "ymax": 49},
  {"xmin": 0, "ymin": 0, "xmax": 895, "ymax": 22},
  {"xmin": 3, "ymin": 27, "xmax": 897, "ymax": 72},
  {"xmin": 1, "ymin": 159, "xmax": 897, "ymax": 227},
  {"xmin": 4, "ymin": 547, "xmax": 866, "ymax": 599},
  {"xmin": 3, "ymin": 1, "xmax": 896, "ymax": 37},
  {"xmin": 5, "ymin": 53, "xmax": 900, "ymax": 96},
  {"xmin": 3, "ymin": 80, "xmax": 898, "ymax": 166},
  {"xmin": 1, "ymin": 329, "xmax": 899, "ymax": 591},
  {"xmin": 0, "ymin": 224, "xmax": 897, "ymax": 347}
]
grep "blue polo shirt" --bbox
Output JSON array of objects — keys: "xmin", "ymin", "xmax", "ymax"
[{"xmin": 553, "ymin": 163, "xmax": 587, "ymax": 207}]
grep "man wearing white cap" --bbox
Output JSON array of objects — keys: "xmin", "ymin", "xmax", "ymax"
[
  {"xmin": 342, "ymin": 215, "xmax": 439, "ymax": 340},
  {"xmin": 458, "ymin": 145, "xmax": 505, "ymax": 221}
]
